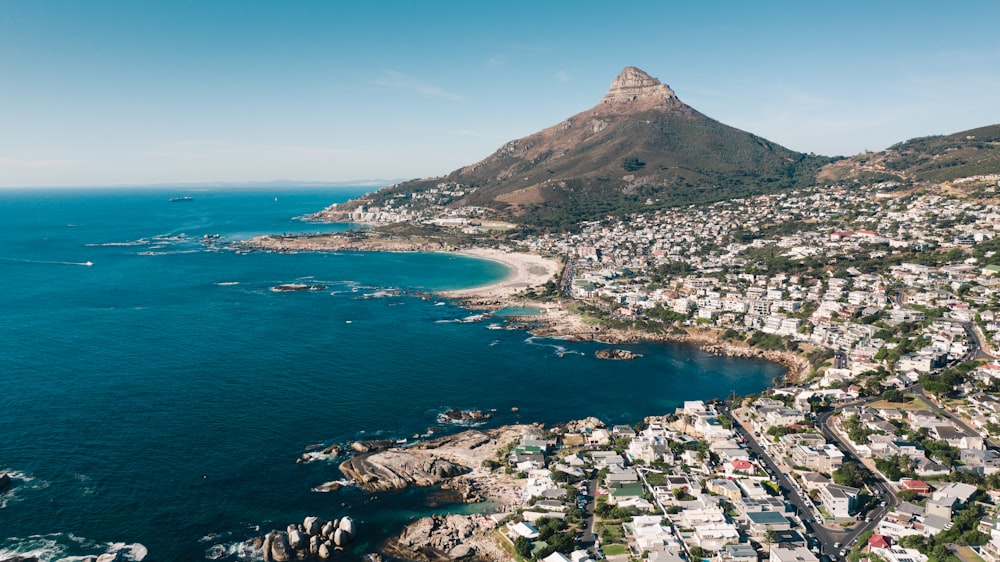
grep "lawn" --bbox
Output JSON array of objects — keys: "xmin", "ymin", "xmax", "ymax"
[{"xmin": 603, "ymin": 544, "xmax": 630, "ymax": 556}]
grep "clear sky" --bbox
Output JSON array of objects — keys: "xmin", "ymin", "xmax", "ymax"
[{"xmin": 2, "ymin": 0, "xmax": 999, "ymax": 188}]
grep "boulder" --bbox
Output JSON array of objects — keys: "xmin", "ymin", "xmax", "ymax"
[
  {"xmin": 449, "ymin": 544, "xmax": 474, "ymax": 559},
  {"xmin": 303, "ymin": 516, "xmax": 323, "ymax": 536},
  {"xmin": 288, "ymin": 529, "xmax": 306, "ymax": 551},
  {"xmin": 269, "ymin": 533, "xmax": 292, "ymax": 562},
  {"xmin": 338, "ymin": 515, "xmax": 355, "ymax": 537},
  {"xmin": 321, "ymin": 520, "xmax": 336, "ymax": 539},
  {"xmin": 262, "ymin": 532, "xmax": 273, "ymax": 561},
  {"xmin": 0, "ymin": 473, "xmax": 11, "ymax": 491},
  {"xmin": 333, "ymin": 528, "xmax": 347, "ymax": 547},
  {"xmin": 318, "ymin": 543, "xmax": 331, "ymax": 559},
  {"xmin": 595, "ymin": 348, "xmax": 638, "ymax": 360},
  {"xmin": 309, "ymin": 535, "xmax": 321, "ymax": 556},
  {"xmin": 351, "ymin": 440, "xmax": 393, "ymax": 453}
]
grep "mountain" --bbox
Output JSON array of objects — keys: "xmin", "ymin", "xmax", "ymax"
[
  {"xmin": 818, "ymin": 124, "xmax": 1000, "ymax": 185},
  {"xmin": 319, "ymin": 67, "xmax": 829, "ymax": 228}
]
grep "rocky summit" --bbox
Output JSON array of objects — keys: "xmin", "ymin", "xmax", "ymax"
[
  {"xmin": 314, "ymin": 66, "xmax": 829, "ymax": 228},
  {"xmin": 597, "ymin": 66, "xmax": 682, "ymax": 110}
]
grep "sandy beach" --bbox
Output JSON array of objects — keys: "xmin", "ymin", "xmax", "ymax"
[{"xmin": 440, "ymin": 248, "xmax": 562, "ymax": 299}]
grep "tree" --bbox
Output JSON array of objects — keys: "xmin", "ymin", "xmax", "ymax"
[
  {"xmin": 764, "ymin": 526, "xmax": 777, "ymax": 554},
  {"xmin": 514, "ymin": 536, "xmax": 532, "ymax": 558},
  {"xmin": 881, "ymin": 389, "xmax": 906, "ymax": 403},
  {"xmin": 833, "ymin": 461, "xmax": 866, "ymax": 489},
  {"xmin": 690, "ymin": 546, "xmax": 709, "ymax": 559}
]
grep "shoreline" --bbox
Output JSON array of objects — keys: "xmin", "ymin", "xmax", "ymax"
[
  {"xmin": 238, "ymin": 233, "xmax": 811, "ymax": 380},
  {"xmin": 438, "ymin": 247, "xmax": 563, "ymax": 299}
]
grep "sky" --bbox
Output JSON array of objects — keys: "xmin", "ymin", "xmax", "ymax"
[{"xmin": 2, "ymin": 0, "xmax": 999, "ymax": 188}]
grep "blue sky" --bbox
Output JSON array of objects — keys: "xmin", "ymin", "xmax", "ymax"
[{"xmin": 2, "ymin": 0, "xmax": 998, "ymax": 187}]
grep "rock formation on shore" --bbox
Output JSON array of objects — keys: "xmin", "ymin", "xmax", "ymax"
[
  {"xmin": 0, "ymin": 472, "xmax": 11, "ymax": 491},
  {"xmin": 254, "ymin": 515, "xmax": 356, "ymax": 561},
  {"xmin": 438, "ymin": 409, "xmax": 493, "ymax": 423},
  {"xmin": 595, "ymin": 348, "xmax": 638, "ymax": 360},
  {"xmin": 340, "ymin": 425, "xmax": 533, "ymax": 492},
  {"xmin": 384, "ymin": 514, "xmax": 489, "ymax": 561}
]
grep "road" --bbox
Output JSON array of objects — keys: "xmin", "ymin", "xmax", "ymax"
[{"xmin": 723, "ymin": 402, "xmax": 895, "ymax": 560}]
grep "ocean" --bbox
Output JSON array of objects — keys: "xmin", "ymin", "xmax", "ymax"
[{"xmin": 0, "ymin": 187, "xmax": 785, "ymax": 561}]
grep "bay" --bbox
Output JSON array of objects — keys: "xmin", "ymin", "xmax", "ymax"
[{"xmin": 0, "ymin": 187, "xmax": 784, "ymax": 561}]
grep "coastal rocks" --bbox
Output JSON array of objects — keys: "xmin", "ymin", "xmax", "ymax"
[
  {"xmin": 595, "ymin": 348, "xmax": 639, "ymax": 360},
  {"xmin": 441, "ymin": 475, "xmax": 485, "ymax": 503},
  {"xmin": 699, "ymin": 343, "xmax": 810, "ymax": 381},
  {"xmin": 438, "ymin": 409, "xmax": 493, "ymax": 424},
  {"xmin": 257, "ymin": 515, "xmax": 355, "ymax": 561},
  {"xmin": 0, "ymin": 472, "xmax": 11, "ymax": 491},
  {"xmin": 339, "ymin": 451, "xmax": 468, "ymax": 492},
  {"xmin": 270, "ymin": 283, "xmax": 327, "ymax": 292},
  {"xmin": 298, "ymin": 443, "xmax": 345, "ymax": 463},
  {"xmin": 385, "ymin": 514, "xmax": 485, "ymax": 561},
  {"xmin": 563, "ymin": 417, "xmax": 606, "ymax": 434},
  {"xmin": 351, "ymin": 440, "xmax": 394, "ymax": 454},
  {"xmin": 340, "ymin": 426, "xmax": 533, "ymax": 493}
]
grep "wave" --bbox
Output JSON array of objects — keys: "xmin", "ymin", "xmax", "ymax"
[
  {"xmin": 524, "ymin": 336, "xmax": 585, "ymax": 357},
  {"xmin": 135, "ymin": 249, "xmax": 201, "ymax": 256},
  {"xmin": 84, "ymin": 238, "xmax": 150, "ymax": 247},
  {"xmin": 311, "ymin": 478, "xmax": 355, "ymax": 493},
  {"xmin": 214, "ymin": 281, "xmax": 240, "ymax": 286},
  {"xmin": 0, "ymin": 470, "xmax": 50, "ymax": 509},
  {"xmin": 204, "ymin": 540, "xmax": 262, "ymax": 561},
  {"xmin": 0, "ymin": 534, "xmax": 146, "ymax": 562}
]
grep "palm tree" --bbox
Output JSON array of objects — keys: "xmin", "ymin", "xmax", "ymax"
[{"xmin": 764, "ymin": 526, "xmax": 777, "ymax": 555}]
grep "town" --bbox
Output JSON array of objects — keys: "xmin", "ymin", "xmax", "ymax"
[{"xmin": 333, "ymin": 174, "xmax": 1000, "ymax": 562}]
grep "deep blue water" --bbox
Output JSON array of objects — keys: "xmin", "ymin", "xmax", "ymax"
[{"xmin": 0, "ymin": 187, "xmax": 784, "ymax": 561}]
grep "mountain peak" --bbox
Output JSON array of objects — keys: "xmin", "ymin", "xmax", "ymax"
[{"xmin": 600, "ymin": 66, "xmax": 679, "ymax": 109}]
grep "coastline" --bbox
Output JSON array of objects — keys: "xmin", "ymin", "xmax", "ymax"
[
  {"xmin": 238, "ymin": 233, "xmax": 810, "ymax": 380},
  {"xmin": 237, "ymin": 233, "xmax": 811, "ymax": 560},
  {"xmin": 438, "ymin": 248, "xmax": 562, "ymax": 299}
]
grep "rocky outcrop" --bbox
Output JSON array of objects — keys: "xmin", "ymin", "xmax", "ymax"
[
  {"xmin": 255, "ymin": 515, "xmax": 356, "ymax": 561},
  {"xmin": 350, "ymin": 440, "xmax": 395, "ymax": 454},
  {"xmin": 339, "ymin": 450, "xmax": 468, "ymax": 492},
  {"xmin": 0, "ymin": 472, "xmax": 11, "ymax": 491},
  {"xmin": 340, "ymin": 426, "xmax": 534, "ymax": 492},
  {"xmin": 598, "ymin": 66, "xmax": 681, "ymax": 111},
  {"xmin": 595, "ymin": 348, "xmax": 638, "ymax": 360},
  {"xmin": 438, "ymin": 409, "xmax": 493, "ymax": 423},
  {"xmin": 384, "ymin": 514, "xmax": 485, "ymax": 561}
]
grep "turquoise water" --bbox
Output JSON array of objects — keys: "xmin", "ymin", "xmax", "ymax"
[{"xmin": 0, "ymin": 187, "xmax": 784, "ymax": 561}]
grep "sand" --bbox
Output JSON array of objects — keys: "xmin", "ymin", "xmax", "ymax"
[{"xmin": 440, "ymin": 248, "xmax": 562, "ymax": 299}]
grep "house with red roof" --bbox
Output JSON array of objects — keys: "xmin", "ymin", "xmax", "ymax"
[
  {"xmin": 901, "ymin": 480, "xmax": 932, "ymax": 494},
  {"xmin": 724, "ymin": 459, "xmax": 755, "ymax": 476},
  {"xmin": 869, "ymin": 535, "xmax": 892, "ymax": 550}
]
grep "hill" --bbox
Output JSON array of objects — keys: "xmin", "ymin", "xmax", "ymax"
[
  {"xmin": 818, "ymin": 123, "xmax": 1000, "ymax": 186},
  {"xmin": 315, "ymin": 67, "xmax": 829, "ymax": 229}
]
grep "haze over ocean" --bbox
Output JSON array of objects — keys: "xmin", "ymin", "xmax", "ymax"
[{"xmin": 0, "ymin": 187, "xmax": 784, "ymax": 560}]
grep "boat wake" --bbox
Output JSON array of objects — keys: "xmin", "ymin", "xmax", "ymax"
[{"xmin": 0, "ymin": 257, "xmax": 94, "ymax": 267}]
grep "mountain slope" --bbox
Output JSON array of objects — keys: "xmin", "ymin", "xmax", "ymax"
[{"xmin": 320, "ymin": 67, "xmax": 829, "ymax": 228}]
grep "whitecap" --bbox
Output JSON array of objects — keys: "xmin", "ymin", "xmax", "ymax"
[
  {"xmin": 523, "ymin": 336, "xmax": 584, "ymax": 357},
  {"xmin": 0, "ymin": 535, "xmax": 66, "ymax": 562},
  {"xmin": 214, "ymin": 281, "xmax": 240, "ymax": 286},
  {"xmin": 0, "ymin": 470, "xmax": 50, "ymax": 509},
  {"xmin": 311, "ymin": 478, "xmax": 355, "ymax": 493},
  {"xmin": 104, "ymin": 541, "xmax": 148, "ymax": 561}
]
